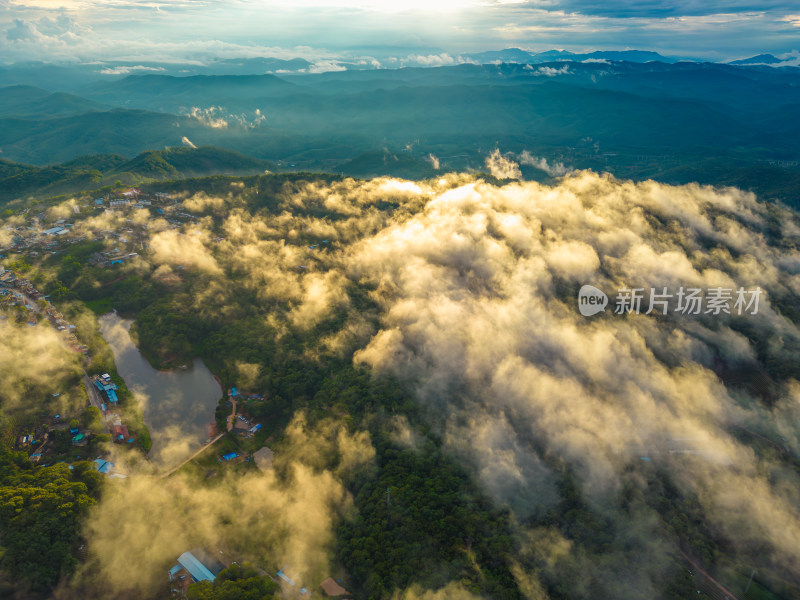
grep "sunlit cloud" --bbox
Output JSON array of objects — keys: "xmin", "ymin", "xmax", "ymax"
[{"xmin": 1, "ymin": 0, "xmax": 798, "ymax": 72}]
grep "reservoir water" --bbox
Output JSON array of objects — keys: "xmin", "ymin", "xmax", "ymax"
[{"xmin": 98, "ymin": 312, "xmax": 223, "ymax": 465}]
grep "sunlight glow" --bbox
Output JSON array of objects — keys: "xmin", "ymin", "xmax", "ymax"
[{"xmin": 277, "ymin": 0, "xmax": 472, "ymax": 13}]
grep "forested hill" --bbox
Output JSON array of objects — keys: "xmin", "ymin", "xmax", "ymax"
[
  {"xmin": 2, "ymin": 60, "xmax": 799, "ymax": 194},
  {"xmin": 0, "ymin": 146, "xmax": 274, "ymax": 203}
]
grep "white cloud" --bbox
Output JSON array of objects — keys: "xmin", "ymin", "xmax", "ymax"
[
  {"xmin": 485, "ymin": 149, "xmax": 521, "ymax": 179},
  {"xmin": 518, "ymin": 150, "xmax": 573, "ymax": 176},
  {"xmin": 308, "ymin": 59, "xmax": 347, "ymax": 73},
  {"xmin": 99, "ymin": 64, "xmax": 165, "ymax": 75}
]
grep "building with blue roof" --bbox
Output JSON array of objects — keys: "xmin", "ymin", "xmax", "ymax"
[
  {"xmin": 94, "ymin": 458, "xmax": 114, "ymax": 474},
  {"xmin": 276, "ymin": 568, "xmax": 296, "ymax": 586},
  {"xmin": 175, "ymin": 549, "xmax": 224, "ymax": 583},
  {"xmin": 177, "ymin": 552, "xmax": 217, "ymax": 582}
]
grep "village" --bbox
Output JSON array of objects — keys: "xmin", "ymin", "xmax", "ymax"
[
  {"xmin": 0, "ymin": 187, "xmax": 193, "ymax": 262},
  {"xmin": 0, "ymin": 264, "xmax": 139, "ymax": 469},
  {"xmin": 0, "ymin": 186, "xmax": 353, "ymax": 598}
]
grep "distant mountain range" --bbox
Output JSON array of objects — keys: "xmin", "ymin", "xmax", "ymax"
[
  {"xmin": 728, "ymin": 54, "xmax": 785, "ymax": 65},
  {"xmin": 1, "ymin": 55, "xmax": 798, "ymax": 209},
  {"xmin": 466, "ymin": 48, "xmax": 678, "ymax": 64},
  {"xmin": 1, "ymin": 48, "xmax": 796, "ymax": 92}
]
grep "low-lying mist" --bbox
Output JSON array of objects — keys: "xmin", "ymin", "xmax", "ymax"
[{"xmin": 10, "ymin": 163, "xmax": 800, "ymax": 598}]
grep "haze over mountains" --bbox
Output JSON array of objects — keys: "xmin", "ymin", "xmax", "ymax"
[
  {"xmin": 1, "ymin": 49, "xmax": 799, "ymax": 208},
  {"xmin": 3, "ymin": 36, "xmax": 800, "ymax": 600}
]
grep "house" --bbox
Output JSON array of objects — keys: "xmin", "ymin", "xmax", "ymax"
[
  {"xmin": 174, "ymin": 549, "xmax": 224, "ymax": 583},
  {"xmin": 93, "ymin": 459, "xmax": 128, "ymax": 478},
  {"xmin": 168, "ymin": 564, "xmax": 182, "ymax": 583},
  {"xmin": 253, "ymin": 446, "xmax": 274, "ymax": 470},
  {"xmin": 94, "ymin": 374, "xmax": 118, "ymax": 393},
  {"xmin": 94, "ymin": 458, "xmax": 114, "ymax": 474},
  {"xmin": 113, "ymin": 423, "xmax": 130, "ymax": 442},
  {"xmin": 105, "ymin": 389, "xmax": 119, "ymax": 404}
]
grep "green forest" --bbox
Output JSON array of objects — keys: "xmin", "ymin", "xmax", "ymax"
[{"xmin": 1, "ymin": 170, "xmax": 799, "ymax": 600}]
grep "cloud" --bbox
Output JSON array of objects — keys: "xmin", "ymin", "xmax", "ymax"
[
  {"xmin": 425, "ymin": 153, "xmax": 440, "ymax": 170},
  {"xmin": 518, "ymin": 150, "xmax": 573, "ymax": 176},
  {"xmin": 308, "ymin": 59, "xmax": 346, "ymax": 73},
  {"xmin": 1, "ymin": 1, "xmax": 799, "ymax": 65},
  {"xmin": 180, "ymin": 135, "xmax": 197, "ymax": 148},
  {"xmin": 5, "ymin": 18, "xmax": 39, "ymax": 42},
  {"xmin": 345, "ymin": 170, "xmax": 800, "ymax": 593},
  {"xmin": 185, "ymin": 106, "xmax": 229, "ymax": 129},
  {"xmin": 535, "ymin": 0, "xmax": 797, "ymax": 19},
  {"xmin": 485, "ymin": 149, "xmax": 521, "ymax": 179},
  {"xmin": 99, "ymin": 64, "xmax": 165, "ymax": 75},
  {"xmin": 46, "ymin": 198, "xmax": 80, "ymax": 221},
  {"xmin": 70, "ymin": 414, "xmax": 374, "ymax": 598},
  {"xmin": 403, "ymin": 53, "xmax": 475, "ymax": 67},
  {"xmin": 9, "ymin": 168, "xmax": 799, "ymax": 596},
  {"xmin": 0, "ymin": 318, "xmax": 82, "ymax": 413},
  {"xmin": 390, "ymin": 582, "xmax": 484, "ymax": 600},
  {"xmin": 148, "ymin": 228, "xmax": 222, "ymax": 274},
  {"xmin": 533, "ymin": 64, "xmax": 571, "ymax": 76},
  {"xmin": 183, "ymin": 106, "xmax": 266, "ymax": 129}
]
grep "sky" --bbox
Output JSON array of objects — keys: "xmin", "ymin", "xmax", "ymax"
[{"xmin": 0, "ymin": 0, "xmax": 798, "ymax": 66}]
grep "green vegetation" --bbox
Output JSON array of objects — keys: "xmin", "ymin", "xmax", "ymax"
[
  {"xmin": 187, "ymin": 564, "xmax": 280, "ymax": 600},
  {"xmin": 4, "ymin": 163, "xmax": 799, "ymax": 599},
  {"xmin": 0, "ymin": 146, "xmax": 275, "ymax": 204},
  {"xmin": 339, "ymin": 439, "xmax": 520, "ymax": 599},
  {"xmin": 0, "ymin": 448, "xmax": 101, "ymax": 594}
]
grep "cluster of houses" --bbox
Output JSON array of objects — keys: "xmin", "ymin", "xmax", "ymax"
[
  {"xmin": 232, "ymin": 414, "xmax": 263, "ymax": 438},
  {"xmin": 0, "ymin": 187, "xmax": 182, "ymax": 262},
  {"xmin": 167, "ymin": 547, "xmax": 351, "ymax": 599},
  {"xmin": 0, "ymin": 267, "xmax": 88, "ymax": 353},
  {"xmin": 89, "ymin": 249, "xmax": 139, "ymax": 268},
  {"xmin": 21, "ymin": 413, "xmax": 92, "ymax": 463},
  {"xmin": 1, "ymin": 265, "xmax": 137, "ymax": 464},
  {"xmin": 0, "ymin": 209, "xmax": 85, "ymax": 256},
  {"xmin": 91, "ymin": 373, "xmax": 135, "ymax": 444}
]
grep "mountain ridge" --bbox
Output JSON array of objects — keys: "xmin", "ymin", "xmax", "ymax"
[{"xmin": 0, "ymin": 146, "xmax": 274, "ymax": 203}]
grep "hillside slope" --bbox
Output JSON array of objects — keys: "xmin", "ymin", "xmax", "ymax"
[{"xmin": 0, "ymin": 146, "xmax": 275, "ymax": 202}]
